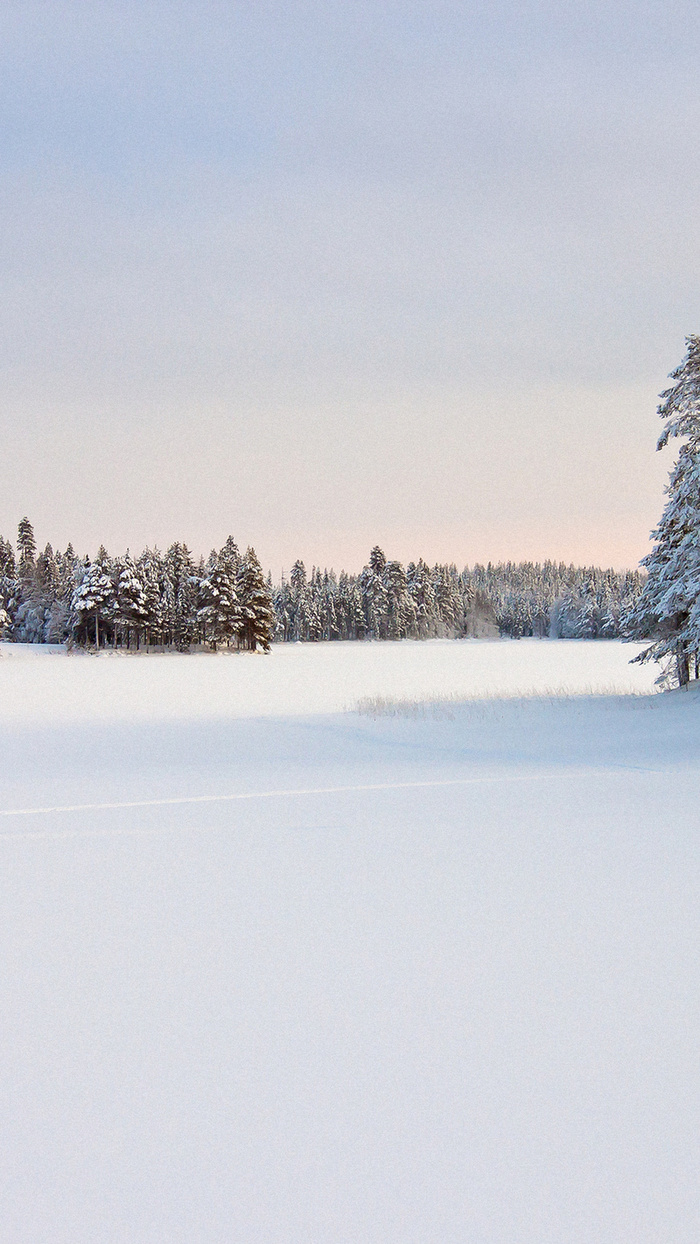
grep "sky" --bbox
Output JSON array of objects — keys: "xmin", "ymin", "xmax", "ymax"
[{"xmin": 1, "ymin": 0, "xmax": 699, "ymax": 573}]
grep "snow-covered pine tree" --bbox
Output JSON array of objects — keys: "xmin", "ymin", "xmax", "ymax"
[
  {"xmin": 197, "ymin": 549, "xmax": 240, "ymax": 650},
  {"xmin": 290, "ymin": 560, "xmax": 306, "ymax": 594},
  {"xmin": 35, "ymin": 544, "xmax": 59, "ymax": 601},
  {"xmin": 237, "ymin": 548, "xmax": 275, "ymax": 651},
  {"xmin": 626, "ymin": 335, "xmax": 700, "ymax": 685},
  {"xmin": 287, "ymin": 559, "xmax": 306, "ymax": 640},
  {"xmin": 289, "ymin": 559, "xmax": 322, "ymax": 641},
  {"xmin": 321, "ymin": 569, "xmax": 340, "ymax": 640},
  {"xmin": 0, "ymin": 539, "xmax": 12, "ymax": 637},
  {"xmin": 219, "ymin": 535, "xmax": 241, "ymax": 578},
  {"xmin": 432, "ymin": 563, "xmax": 458, "ymax": 635},
  {"xmin": 17, "ymin": 517, "xmax": 36, "ymax": 576},
  {"xmin": 0, "ymin": 537, "xmax": 16, "ymax": 578},
  {"xmin": 273, "ymin": 576, "xmax": 294, "ymax": 641},
  {"xmin": 71, "ymin": 557, "xmax": 115, "ymax": 647},
  {"xmin": 43, "ymin": 545, "xmax": 78, "ymax": 643},
  {"xmin": 217, "ymin": 536, "xmax": 243, "ymax": 641},
  {"xmin": 349, "ymin": 582, "xmax": 365, "ymax": 639},
  {"xmin": 360, "ymin": 548, "xmax": 389, "ymax": 639},
  {"xmin": 383, "ymin": 560, "xmax": 413, "ymax": 639},
  {"xmin": 111, "ymin": 554, "xmax": 148, "ymax": 651},
  {"xmin": 162, "ymin": 543, "xmax": 197, "ymax": 649},
  {"xmin": 406, "ymin": 560, "xmax": 434, "ymax": 638},
  {"xmin": 11, "ymin": 540, "xmax": 57, "ymax": 642},
  {"xmin": 138, "ymin": 548, "xmax": 165, "ymax": 647}
]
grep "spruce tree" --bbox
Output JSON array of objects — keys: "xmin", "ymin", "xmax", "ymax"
[
  {"xmin": 0, "ymin": 537, "xmax": 16, "ymax": 577},
  {"xmin": 361, "ymin": 549, "xmax": 388, "ymax": 639},
  {"xmin": 626, "ymin": 335, "xmax": 700, "ymax": 685},
  {"xmin": 113, "ymin": 553, "xmax": 149, "ymax": 649},
  {"xmin": 237, "ymin": 548, "xmax": 275, "ymax": 651},
  {"xmin": 17, "ymin": 517, "xmax": 36, "ymax": 571},
  {"xmin": 220, "ymin": 535, "xmax": 241, "ymax": 577},
  {"xmin": 138, "ymin": 548, "xmax": 165, "ymax": 646},
  {"xmin": 71, "ymin": 559, "xmax": 115, "ymax": 647},
  {"xmin": 197, "ymin": 551, "xmax": 240, "ymax": 650},
  {"xmin": 162, "ymin": 543, "xmax": 197, "ymax": 649},
  {"xmin": 384, "ymin": 560, "xmax": 413, "ymax": 639}
]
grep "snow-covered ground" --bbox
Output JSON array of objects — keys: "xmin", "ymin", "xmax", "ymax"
[
  {"xmin": 1, "ymin": 640, "xmax": 698, "ymax": 1243},
  {"xmin": 0, "ymin": 635, "xmax": 659, "ymax": 724}
]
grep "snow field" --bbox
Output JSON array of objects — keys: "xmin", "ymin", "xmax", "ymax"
[
  {"xmin": 0, "ymin": 640, "xmax": 698, "ymax": 1243},
  {"xmin": 0, "ymin": 636, "xmax": 658, "ymax": 725}
]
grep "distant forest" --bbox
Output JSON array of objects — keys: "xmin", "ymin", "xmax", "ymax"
[
  {"xmin": 275, "ymin": 549, "xmax": 643, "ymax": 642},
  {"xmin": 0, "ymin": 519, "xmax": 644, "ymax": 650}
]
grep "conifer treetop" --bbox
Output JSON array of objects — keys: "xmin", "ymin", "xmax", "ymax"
[
  {"xmin": 17, "ymin": 516, "xmax": 36, "ymax": 565},
  {"xmin": 657, "ymin": 334, "xmax": 700, "ymax": 450}
]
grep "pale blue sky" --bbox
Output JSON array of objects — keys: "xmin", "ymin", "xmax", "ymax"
[{"xmin": 1, "ymin": 1, "xmax": 698, "ymax": 569}]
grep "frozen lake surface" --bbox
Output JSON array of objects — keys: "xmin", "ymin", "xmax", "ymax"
[
  {"xmin": 0, "ymin": 635, "xmax": 659, "ymax": 723},
  {"xmin": 0, "ymin": 640, "xmax": 698, "ymax": 1242}
]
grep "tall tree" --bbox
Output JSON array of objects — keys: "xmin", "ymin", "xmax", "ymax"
[
  {"xmin": 0, "ymin": 537, "xmax": 16, "ymax": 578},
  {"xmin": 163, "ymin": 543, "xmax": 198, "ymax": 649},
  {"xmin": 113, "ymin": 553, "xmax": 149, "ymax": 648},
  {"xmin": 626, "ymin": 335, "xmax": 700, "ymax": 685},
  {"xmin": 138, "ymin": 548, "xmax": 165, "ymax": 646},
  {"xmin": 197, "ymin": 550, "xmax": 240, "ymax": 650},
  {"xmin": 17, "ymin": 517, "xmax": 36, "ymax": 572},
  {"xmin": 237, "ymin": 548, "xmax": 275, "ymax": 651},
  {"xmin": 71, "ymin": 558, "xmax": 115, "ymax": 647},
  {"xmin": 360, "ymin": 548, "xmax": 388, "ymax": 639}
]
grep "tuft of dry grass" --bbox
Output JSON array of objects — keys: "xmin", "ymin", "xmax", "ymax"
[{"xmin": 354, "ymin": 685, "xmax": 657, "ymax": 720}]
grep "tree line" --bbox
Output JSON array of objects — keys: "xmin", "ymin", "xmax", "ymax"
[
  {"xmin": 0, "ymin": 522, "xmax": 643, "ymax": 651},
  {"xmin": 0, "ymin": 528, "xmax": 275, "ymax": 651},
  {"xmin": 273, "ymin": 550, "xmax": 642, "ymax": 643}
]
